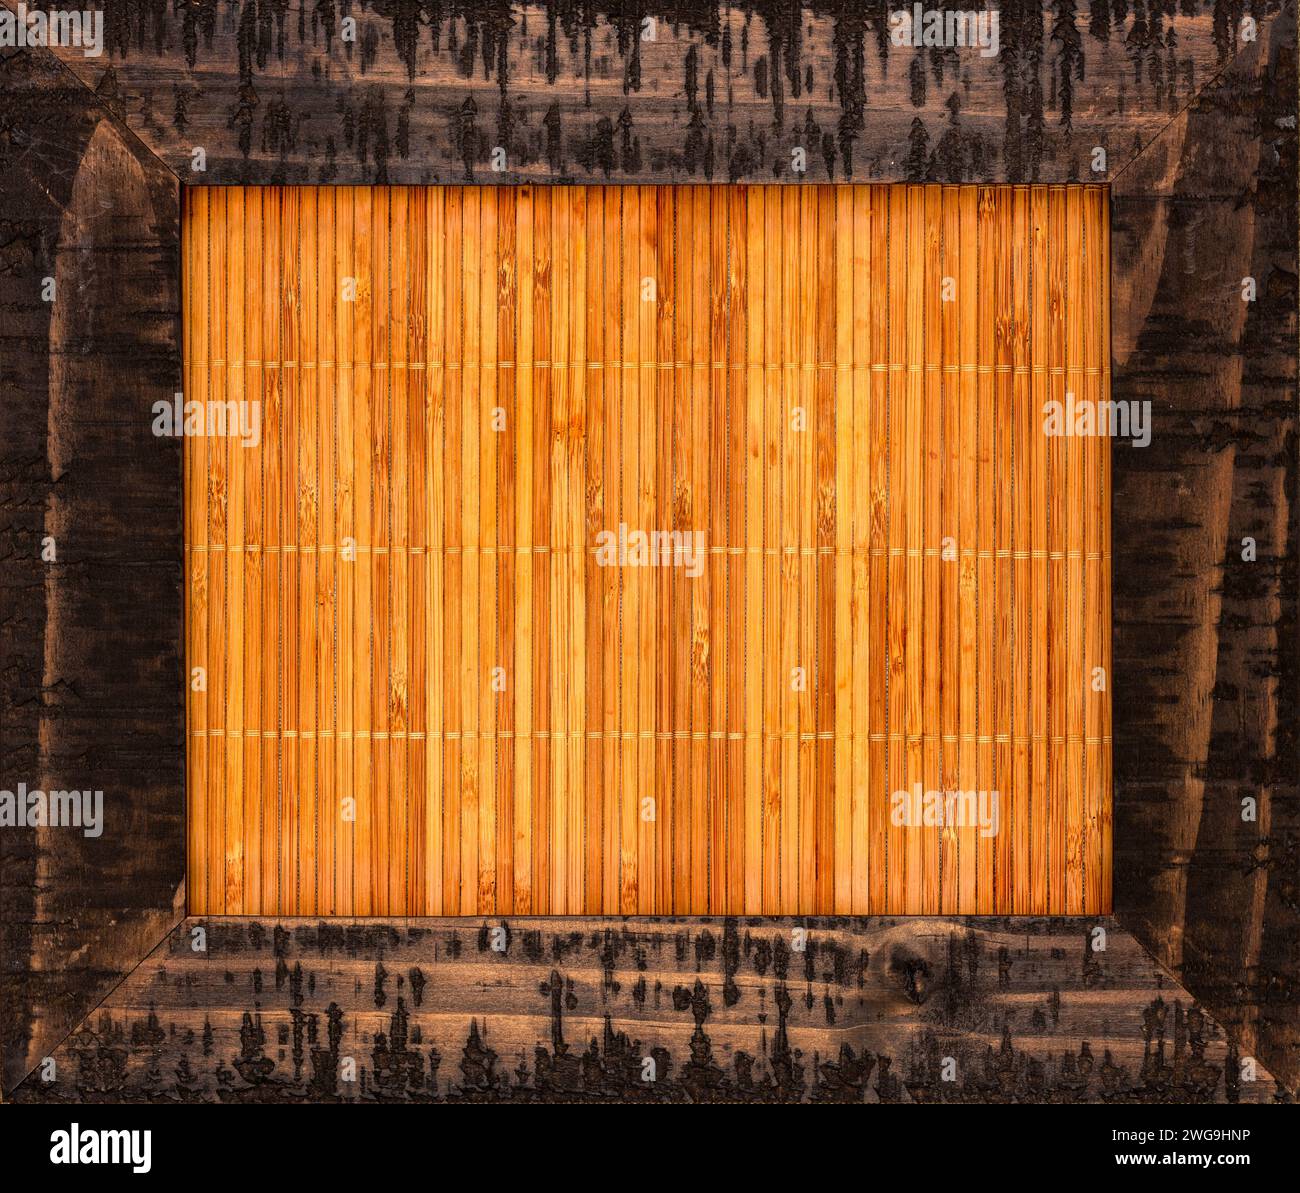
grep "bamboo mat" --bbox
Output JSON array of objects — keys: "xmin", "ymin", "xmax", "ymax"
[{"xmin": 183, "ymin": 184, "xmax": 1111, "ymax": 916}]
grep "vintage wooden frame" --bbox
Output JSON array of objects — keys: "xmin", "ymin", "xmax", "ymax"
[{"xmin": 1, "ymin": 1, "xmax": 1294, "ymax": 1104}]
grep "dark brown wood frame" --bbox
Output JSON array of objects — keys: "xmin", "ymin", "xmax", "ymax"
[{"xmin": 1, "ymin": 0, "xmax": 1295, "ymax": 1103}]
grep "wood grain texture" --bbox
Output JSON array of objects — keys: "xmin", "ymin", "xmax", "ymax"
[
  {"xmin": 10, "ymin": 915, "xmax": 1277, "ymax": 1103},
  {"xmin": 15, "ymin": 1, "xmax": 1289, "ymax": 185},
  {"xmin": 184, "ymin": 182, "xmax": 1111, "ymax": 918},
  {"xmin": 0, "ymin": 50, "xmax": 184, "ymax": 1094},
  {"xmin": 1110, "ymin": 4, "xmax": 1300, "ymax": 1096}
]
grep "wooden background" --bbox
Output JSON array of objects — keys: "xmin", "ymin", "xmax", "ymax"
[
  {"xmin": 185, "ymin": 183, "xmax": 1110, "ymax": 918},
  {"xmin": 2, "ymin": 0, "xmax": 1295, "ymax": 1101}
]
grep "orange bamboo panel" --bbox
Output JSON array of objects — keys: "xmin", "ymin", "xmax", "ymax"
[{"xmin": 184, "ymin": 184, "xmax": 1112, "ymax": 915}]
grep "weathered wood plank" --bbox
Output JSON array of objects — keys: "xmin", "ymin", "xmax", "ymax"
[
  {"xmin": 14, "ymin": 0, "xmax": 1287, "ymax": 185},
  {"xmin": 11, "ymin": 915, "xmax": 1276, "ymax": 1102},
  {"xmin": 0, "ymin": 48, "xmax": 184, "ymax": 1094},
  {"xmin": 1110, "ymin": 2, "xmax": 1298, "ymax": 1096}
]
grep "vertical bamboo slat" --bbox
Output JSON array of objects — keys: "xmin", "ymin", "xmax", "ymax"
[{"xmin": 184, "ymin": 184, "xmax": 1111, "ymax": 916}]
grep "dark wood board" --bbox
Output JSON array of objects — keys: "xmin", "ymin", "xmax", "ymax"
[
  {"xmin": 0, "ymin": 48, "xmax": 185, "ymax": 1094},
  {"xmin": 15, "ymin": 0, "xmax": 1290, "ymax": 185},
  {"xmin": 9, "ymin": 915, "xmax": 1279, "ymax": 1102},
  {"xmin": 1111, "ymin": 2, "xmax": 1299, "ymax": 1096}
]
